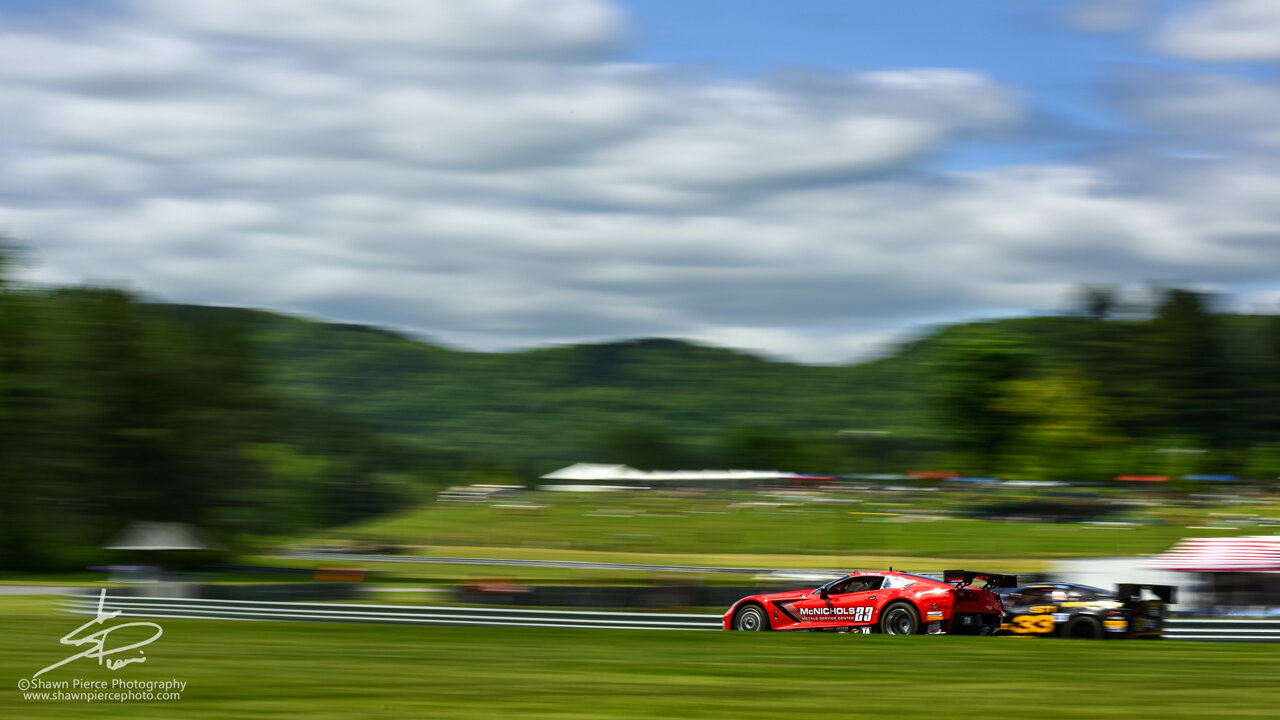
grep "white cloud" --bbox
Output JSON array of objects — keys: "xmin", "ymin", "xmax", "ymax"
[
  {"xmin": 1239, "ymin": 288, "xmax": 1280, "ymax": 313},
  {"xmin": 127, "ymin": 0, "xmax": 624, "ymax": 60},
  {"xmin": 1, "ymin": 1, "xmax": 1279, "ymax": 364},
  {"xmin": 1152, "ymin": 0, "xmax": 1280, "ymax": 61},
  {"xmin": 1114, "ymin": 70, "xmax": 1280, "ymax": 153},
  {"xmin": 685, "ymin": 326, "xmax": 908, "ymax": 365}
]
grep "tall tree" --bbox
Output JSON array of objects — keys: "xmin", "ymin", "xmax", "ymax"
[
  {"xmin": 1076, "ymin": 284, "xmax": 1118, "ymax": 320},
  {"xmin": 996, "ymin": 364, "xmax": 1123, "ymax": 480},
  {"xmin": 592, "ymin": 426, "xmax": 690, "ymax": 470},
  {"xmin": 929, "ymin": 328, "xmax": 1033, "ymax": 474},
  {"xmin": 1149, "ymin": 288, "xmax": 1233, "ymax": 448},
  {"xmin": 719, "ymin": 427, "xmax": 804, "ymax": 472}
]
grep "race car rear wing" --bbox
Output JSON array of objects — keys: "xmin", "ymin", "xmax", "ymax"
[
  {"xmin": 944, "ymin": 570, "xmax": 1018, "ymax": 590},
  {"xmin": 1117, "ymin": 583, "xmax": 1176, "ymax": 604}
]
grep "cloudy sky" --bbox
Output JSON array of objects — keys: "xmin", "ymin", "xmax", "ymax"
[{"xmin": 2, "ymin": 0, "xmax": 1278, "ymax": 363}]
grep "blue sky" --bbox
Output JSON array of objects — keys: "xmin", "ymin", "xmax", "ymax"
[
  {"xmin": 616, "ymin": 0, "xmax": 1257, "ymax": 166},
  {"xmin": 619, "ymin": 1, "xmax": 1097, "ymax": 77},
  {"xmin": 1, "ymin": 0, "xmax": 1278, "ymax": 363}
]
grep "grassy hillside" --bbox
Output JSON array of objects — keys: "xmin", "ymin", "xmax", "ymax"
[
  {"xmin": 334, "ymin": 502, "xmax": 1240, "ymax": 558},
  {"xmin": 322, "ymin": 487, "xmax": 1272, "ymax": 560}
]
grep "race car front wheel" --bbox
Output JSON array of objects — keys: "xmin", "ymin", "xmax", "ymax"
[
  {"xmin": 879, "ymin": 602, "xmax": 920, "ymax": 635},
  {"xmin": 733, "ymin": 604, "xmax": 769, "ymax": 631}
]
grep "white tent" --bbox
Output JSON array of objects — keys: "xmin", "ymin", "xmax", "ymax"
[
  {"xmin": 103, "ymin": 521, "xmax": 217, "ymax": 551},
  {"xmin": 539, "ymin": 463, "xmax": 805, "ymax": 488},
  {"xmin": 1147, "ymin": 536, "xmax": 1280, "ymax": 572}
]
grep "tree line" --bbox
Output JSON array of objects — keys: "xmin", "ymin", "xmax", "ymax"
[
  {"xmin": 5, "ymin": 234, "xmax": 1280, "ymax": 569},
  {"xmin": 920, "ymin": 286, "xmax": 1280, "ymax": 479},
  {"xmin": 585, "ymin": 287, "xmax": 1280, "ymax": 482},
  {"xmin": 0, "ymin": 244, "xmax": 506, "ymax": 569}
]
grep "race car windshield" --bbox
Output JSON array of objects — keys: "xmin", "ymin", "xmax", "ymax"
[
  {"xmin": 1067, "ymin": 585, "xmax": 1111, "ymax": 599},
  {"xmin": 814, "ymin": 576, "xmax": 851, "ymax": 594},
  {"xmin": 817, "ymin": 574, "xmax": 918, "ymax": 594},
  {"xmin": 831, "ymin": 576, "xmax": 883, "ymax": 593},
  {"xmin": 894, "ymin": 573, "xmax": 939, "ymax": 586},
  {"xmin": 816, "ymin": 575, "xmax": 875, "ymax": 594}
]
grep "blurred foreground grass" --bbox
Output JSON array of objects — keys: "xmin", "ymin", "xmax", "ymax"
[{"xmin": 4, "ymin": 595, "xmax": 1278, "ymax": 719}]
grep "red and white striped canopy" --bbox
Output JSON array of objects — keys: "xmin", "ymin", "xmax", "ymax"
[{"xmin": 1148, "ymin": 535, "xmax": 1280, "ymax": 572}]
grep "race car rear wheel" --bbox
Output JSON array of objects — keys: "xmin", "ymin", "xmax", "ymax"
[
  {"xmin": 733, "ymin": 604, "xmax": 769, "ymax": 631},
  {"xmin": 1067, "ymin": 616, "xmax": 1103, "ymax": 640},
  {"xmin": 879, "ymin": 602, "xmax": 920, "ymax": 635}
]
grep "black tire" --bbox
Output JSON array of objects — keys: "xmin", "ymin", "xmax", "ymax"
[
  {"xmin": 879, "ymin": 602, "xmax": 921, "ymax": 635},
  {"xmin": 978, "ymin": 615, "xmax": 1001, "ymax": 636},
  {"xmin": 733, "ymin": 604, "xmax": 770, "ymax": 631},
  {"xmin": 1067, "ymin": 616, "xmax": 1103, "ymax": 640}
]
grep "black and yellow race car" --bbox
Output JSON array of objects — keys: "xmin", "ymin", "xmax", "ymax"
[{"xmin": 998, "ymin": 582, "xmax": 1175, "ymax": 639}]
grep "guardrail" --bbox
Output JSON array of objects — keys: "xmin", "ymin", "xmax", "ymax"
[
  {"xmin": 61, "ymin": 594, "xmax": 1280, "ymax": 641},
  {"xmin": 1163, "ymin": 618, "xmax": 1280, "ymax": 643},
  {"xmin": 62, "ymin": 594, "xmax": 724, "ymax": 631}
]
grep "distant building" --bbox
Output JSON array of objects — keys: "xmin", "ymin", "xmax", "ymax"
[
  {"xmin": 437, "ymin": 484, "xmax": 523, "ymax": 502},
  {"xmin": 539, "ymin": 463, "xmax": 807, "ymax": 490},
  {"xmin": 104, "ymin": 521, "xmax": 217, "ymax": 551},
  {"xmin": 1053, "ymin": 536, "xmax": 1280, "ymax": 617},
  {"xmin": 1147, "ymin": 536, "xmax": 1280, "ymax": 616}
]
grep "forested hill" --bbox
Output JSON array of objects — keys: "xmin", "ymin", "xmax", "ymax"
[
  {"xmin": 157, "ymin": 292, "xmax": 1280, "ymax": 480},
  {"xmin": 6, "ymin": 276, "xmax": 1279, "ymax": 569},
  {"xmin": 157, "ymin": 303, "xmax": 933, "ymax": 468}
]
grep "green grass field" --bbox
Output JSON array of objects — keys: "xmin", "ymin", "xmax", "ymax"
[
  {"xmin": 323, "ymin": 491, "xmax": 1265, "ymax": 560},
  {"xmin": 275, "ymin": 547, "xmax": 1043, "ymax": 576},
  {"xmin": 4, "ymin": 595, "xmax": 1278, "ymax": 719}
]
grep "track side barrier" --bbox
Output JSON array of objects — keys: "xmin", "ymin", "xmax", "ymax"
[
  {"xmin": 63, "ymin": 593, "xmax": 723, "ymax": 631},
  {"xmin": 1163, "ymin": 618, "xmax": 1280, "ymax": 643},
  {"xmin": 61, "ymin": 594, "xmax": 1280, "ymax": 641}
]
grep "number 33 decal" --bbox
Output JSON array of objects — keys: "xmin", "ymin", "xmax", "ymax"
[{"xmin": 1010, "ymin": 614, "xmax": 1056, "ymax": 633}]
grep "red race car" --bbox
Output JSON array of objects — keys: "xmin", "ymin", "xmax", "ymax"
[{"xmin": 723, "ymin": 570, "xmax": 1015, "ymax": 635}]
